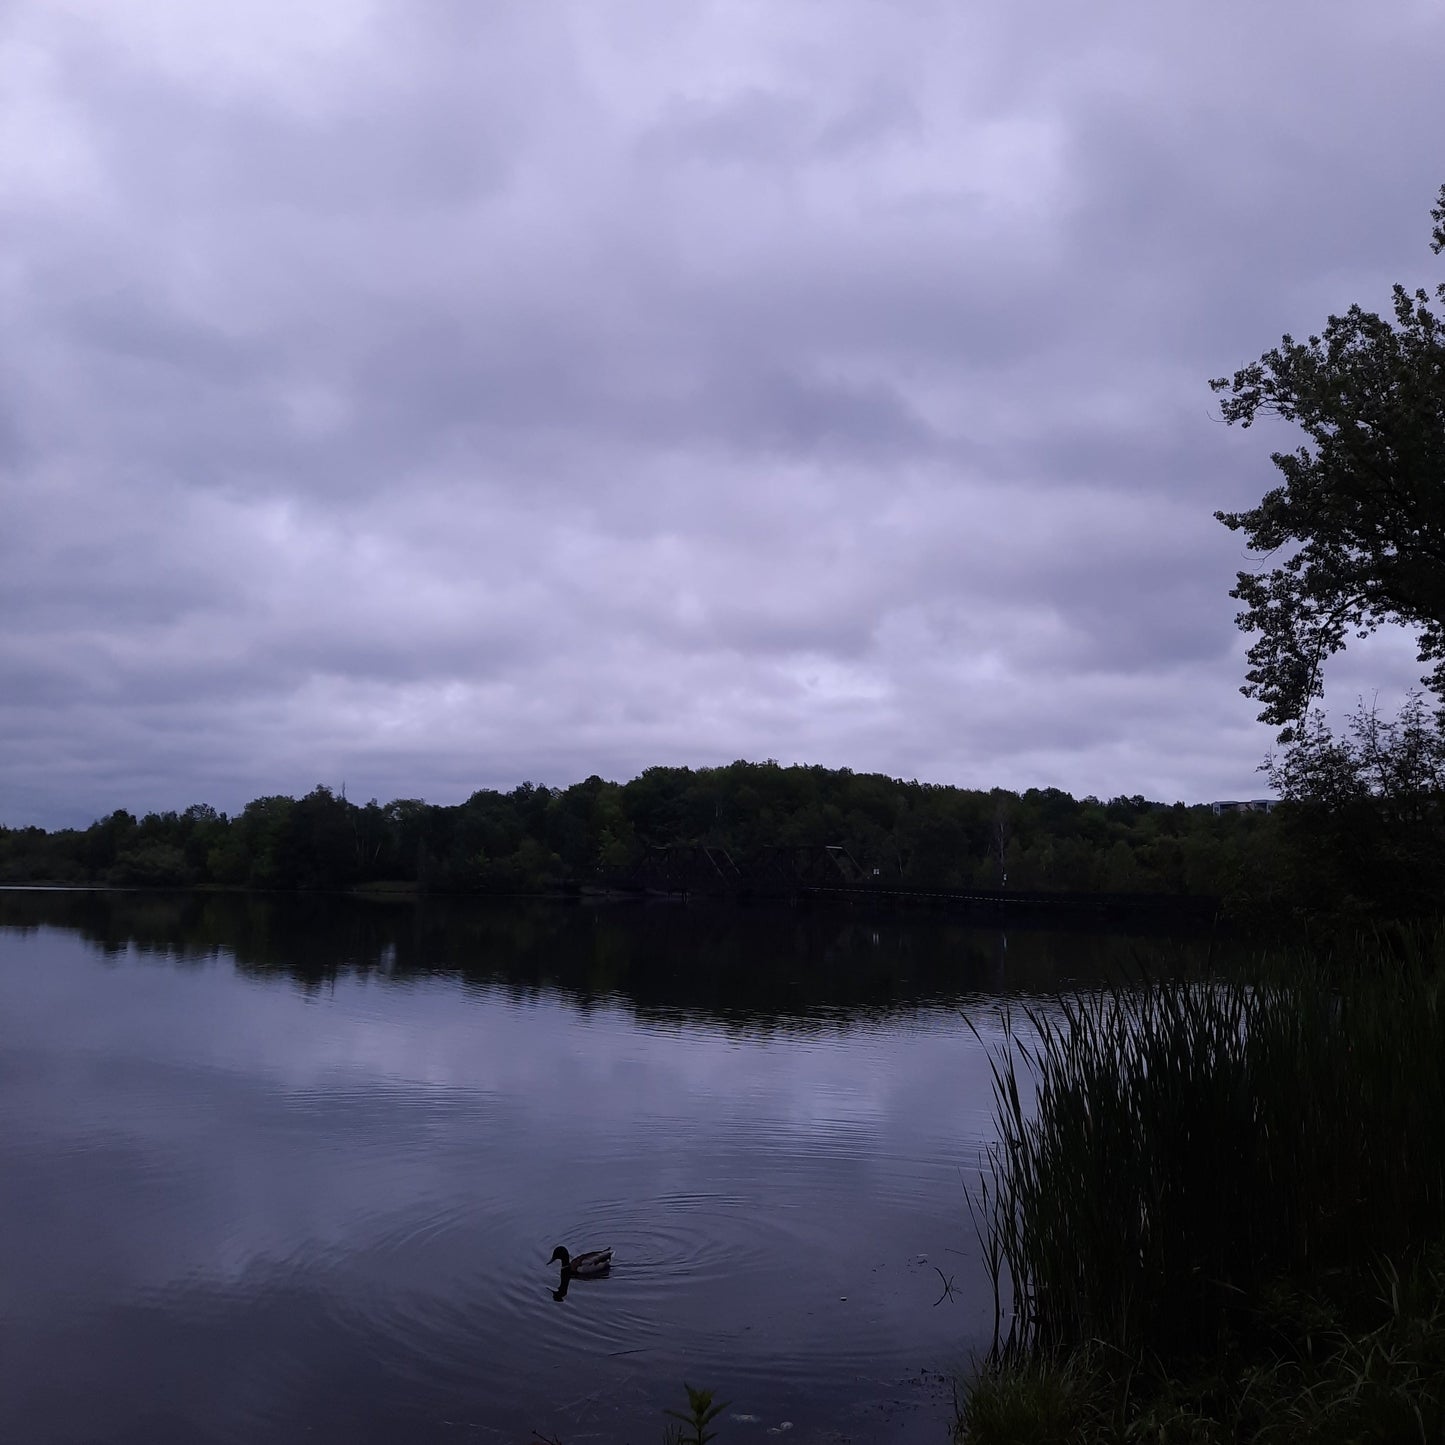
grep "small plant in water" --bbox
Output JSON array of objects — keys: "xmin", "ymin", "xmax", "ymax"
[{"xmin": 663, "ymin": 1383, "xmax": 729, "ymax": 1445}]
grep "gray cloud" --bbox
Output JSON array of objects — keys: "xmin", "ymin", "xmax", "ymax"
[{"xmin": 2, "ymin": 0, "xmax": 1442, "ymax": 826}]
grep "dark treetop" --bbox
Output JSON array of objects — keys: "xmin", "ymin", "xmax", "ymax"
[{"xmin": 1213, "ymin": 183, "xmax": 1445, "ymax": 739}]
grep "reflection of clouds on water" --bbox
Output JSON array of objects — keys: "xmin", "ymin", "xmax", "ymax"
[
  {"xmin": 7, "ymin": 925, "xmax": 1006, "ymax": 1130},
  {"xmin": 1, "ymin": 913, "xmax": 1054, "ymax": 1441},
  {"xmin": 1, "ymin": 928, "xmax": 1002, "ymax": 1276}
]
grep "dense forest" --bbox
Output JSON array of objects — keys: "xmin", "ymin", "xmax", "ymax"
[
  {"xmin": 3, "ymin": 762, "xmax": 1253, "ymax": 896},
  {"xmin": 0, "ymin": 760, "xmax": 1293, "ymax": 913},
  {"xmin": 4, "ymin": 758, "xmax": 1436, "ymax": 927}
]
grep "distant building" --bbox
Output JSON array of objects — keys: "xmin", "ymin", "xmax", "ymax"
[{"xmin": 1210, "ymin": 799, "xmax": 1278, "ymax": 815}]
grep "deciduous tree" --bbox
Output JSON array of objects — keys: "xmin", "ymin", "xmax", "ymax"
[{"xmin": 1213, "ymin": 184, "xmax": 1445, "ymax": 738}]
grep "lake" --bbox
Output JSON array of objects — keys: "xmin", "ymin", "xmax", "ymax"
[{"xmin": 0, "ymin": 889, "xmax": 1213, "ymax": 1444}]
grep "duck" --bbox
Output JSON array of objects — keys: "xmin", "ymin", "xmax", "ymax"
[{"xmin": 549, "ymin": 1245, "xmax": 613, "ymax": 1278}]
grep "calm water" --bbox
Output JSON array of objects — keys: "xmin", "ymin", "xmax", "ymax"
[{"xmin": 0, "ymin": 890, "xmax": 1209, "ymax": 1444}]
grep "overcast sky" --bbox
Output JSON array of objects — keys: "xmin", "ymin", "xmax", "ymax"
[{"xmin": 3, "ymin": 0, "xmax": 1442, "ymax": 828}]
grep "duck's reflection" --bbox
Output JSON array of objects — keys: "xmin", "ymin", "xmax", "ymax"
[{"xmin": 548, "ymin": 1244, "xmax": 613, "ymax": 1302}]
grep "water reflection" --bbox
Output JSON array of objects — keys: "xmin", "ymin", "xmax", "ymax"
[
  {"xmin": 0, "ymin": 887, "xmax": 1210, "ymax": 1023},
  {"xmin": 0, "ymin": 890, "xmax": 1215, "ymax": 1445}
]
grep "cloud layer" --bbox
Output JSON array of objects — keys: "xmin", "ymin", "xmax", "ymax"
[{"xmin": 3, "ymin": 0, "xmax": 1442, "ymax": 825}]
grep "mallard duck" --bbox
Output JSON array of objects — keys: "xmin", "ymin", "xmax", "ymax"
[{"xmin": 549, "ymin": 1245, "xmax": 613, "ymax": 1277}]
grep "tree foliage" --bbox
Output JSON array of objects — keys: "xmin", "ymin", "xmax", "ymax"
[
  {"xmin": 0, "ymin": 762, "xmax": 1268, "ymax": 904},
  {"xmin": 13, "ymin": 755, "xmax": 1444, "ymax": 925},
  {"xmin": 1266, "ymin": 692, "xmax": 1445, "ymax": 812},
  {"xmin": 1213, "ymin": 183, "xmax": 1445, "ymax": 738},
  {"xmin": 1258, "ymin": 692, "xmax": 1445, "ymax": 924}
]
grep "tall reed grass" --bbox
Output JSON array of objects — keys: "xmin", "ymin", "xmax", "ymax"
[{"xmin": 972, "ymin": 939, "xmax": 1445, "ymax": 1363}]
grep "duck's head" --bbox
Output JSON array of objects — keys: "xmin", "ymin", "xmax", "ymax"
[{"xmin": 549, "ymin": 1246, "xmax": 571, "ymax": 1268}]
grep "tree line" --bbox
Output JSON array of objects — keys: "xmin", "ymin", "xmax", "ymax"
[
  {"xmin": 0, "ymin": 762, "xmax": 1279, "ymax": 906},
  {"xmin": 4, "ymin": 756, "xmax": 1436, "ymax": 927}
]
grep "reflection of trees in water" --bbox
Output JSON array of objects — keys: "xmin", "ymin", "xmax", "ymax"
[{"xmin": 0, "ymin": 890, "xmax": 1216, "ymax": 1026}]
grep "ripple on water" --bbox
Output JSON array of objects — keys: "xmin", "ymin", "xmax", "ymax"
[
  {"xmin": 306, "ymin": 1184, "xmax": 834, "ymax": 1395},
  {"xmin": 307, "ymin": 1194, "xmax": 641, "ymax": 1392},
  {"xmin": 539, "ymin": 1187, "xmax": 814, "ymax": 1286}
]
